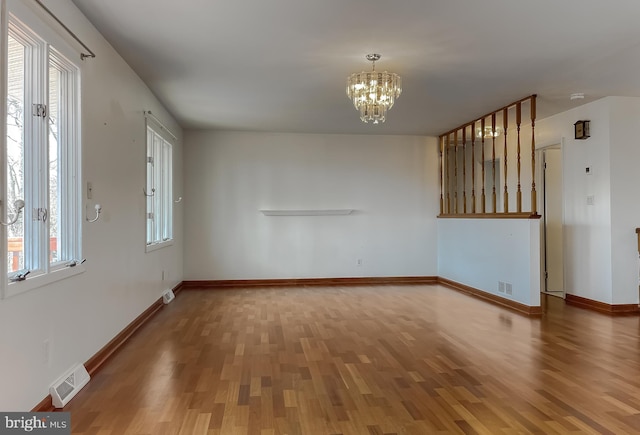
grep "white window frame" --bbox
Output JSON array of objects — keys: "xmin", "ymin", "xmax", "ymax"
[
  {"xmin": 145, "ymin": 118, "xmax": 173, "ymax": 252},
  {"xmin": 2, "ymin": 1, "xmax": 83, "ymax": 298}
]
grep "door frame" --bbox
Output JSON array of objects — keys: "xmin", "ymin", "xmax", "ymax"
[{"xmin": 538, "ymin": 141, "xmax": 566, "ymax": 298}]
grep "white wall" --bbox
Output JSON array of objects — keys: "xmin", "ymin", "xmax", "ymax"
[
  {"xmin": 609, "ymin": 98, "xmax": 640, "ymax": 305},
  {"xmin": 537, "ymin": 98, "xmax": 614, "ymax": 303},
  {"xmin": 438, "ymin": 96, "xmax": 640, "ymax": 307},
  {"xmin": 0, "ymin": 0, "xmax": 183, "ymax": 410},
  {"xmin": 184, "ymin": 131, "xmax": 438, "ymax": 280},
  {"xmin": 438, "ymin": 218, "xmax": 541, "ymax": 306},
  {"xmin": 537, "ymin": 96, "xmax": 640, "ymax": 305}
]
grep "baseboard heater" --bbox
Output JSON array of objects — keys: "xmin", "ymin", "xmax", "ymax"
[
  {"xmin": 49, "ymin": 363, "xmax": 90, "ymax": 408},
  {"xmin": 162, "ymin": 288, "xmax": 175, "ymax": 304}
]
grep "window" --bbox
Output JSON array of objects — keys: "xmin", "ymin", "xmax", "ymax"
[
  {"xmin": 4, "ymin": 7, "xmax": 81, "ymax": 296},
  {"xmin": 145, "ymin": 121, "xmax": 173, "ymax": 250}
]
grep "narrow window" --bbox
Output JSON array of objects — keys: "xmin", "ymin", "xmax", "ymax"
[
  {"xmin": 3, "ymin": 10, "xmax": 81, "ymax": 296},
  {"xmin": 145, "ymin": 122, "xmax": 173, "ymax": 250}
]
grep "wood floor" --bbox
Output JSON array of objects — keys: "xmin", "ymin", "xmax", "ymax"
[{"xmin": 65, "ymin": 285, "xmax": 640, "ymax": 434}]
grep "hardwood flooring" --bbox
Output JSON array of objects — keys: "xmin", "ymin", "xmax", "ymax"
[{"xmin": 65, "ymin": 285, "xmax": 640, "ymax": 434}]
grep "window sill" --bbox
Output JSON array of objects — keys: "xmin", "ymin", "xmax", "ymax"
[
  {"xmin": 2, "ymin": 264, "xmax": 86, "ymax": 299},
  {"xmin": 145, "ymin": 239, "xmax": 174, "ymax": 253}
]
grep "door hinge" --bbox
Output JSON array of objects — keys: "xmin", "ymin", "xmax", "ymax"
[{"xmin": 32, "ymin": 103, "xmax": 47, "ymax": 118}]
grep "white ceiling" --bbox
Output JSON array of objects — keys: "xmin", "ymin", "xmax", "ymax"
[{"xmin": 71, "ymin": 0, "xmax": 640, "ymax": 136}]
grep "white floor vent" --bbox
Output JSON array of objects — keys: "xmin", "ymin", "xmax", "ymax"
[
  {"xmin": 162, "ymin": 288, "xmax": 175, "ymax": 304},
  {"xmin": 50, "ymin": 363, "xmax": 90, "ymax": 408}
]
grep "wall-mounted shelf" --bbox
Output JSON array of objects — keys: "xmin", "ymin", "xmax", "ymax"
[{"xmin": 260, "ymin": 209, "xmax": 354, "ymax": 216}]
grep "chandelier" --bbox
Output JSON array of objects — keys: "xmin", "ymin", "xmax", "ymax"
[
  {"xmin": 476, "ymin": 126, "xmax": 503, "ymax": 139},
  {"xmin": 346, "ymin": 54, "xmax": 402, "ymax": 124}
]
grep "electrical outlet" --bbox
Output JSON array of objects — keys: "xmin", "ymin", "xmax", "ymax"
[
  {"xmin": 356, "ymin": 258, "xmax": 363, "ymax": 266},
  {"xmin": 587, "ymin": 195, "xmax": 594, "ymax": 206},
  {"xmin": 87, "ymin": 182, "xmax": 93, "ymax": 199}
]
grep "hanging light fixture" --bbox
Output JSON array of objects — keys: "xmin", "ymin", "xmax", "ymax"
[
  {"xmin": 346, "ymin": 54, "xmax": 402, "ymax": 124},
  {"xmin": 476, "ymin": 126, "xmax": 503, "ymax": 139}
]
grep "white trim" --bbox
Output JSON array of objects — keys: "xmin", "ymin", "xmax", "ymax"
[
  {"xmin": 145, "ymin": 122, "xmax": 173, "ymax": 249},
  {"xmin": 2, "ymin": 4, "xmax": 82, "ymax": 298},
  {"xmin": 7, "ymin": 0, "xmax": 79, "ymax": 64},
  {"xmin": 1, "ymin": 0, "xmax": 8, "ymax": 299},
  {"xmin": 4, "ymin": 264, "xmax": 84, "ymax": 298},
  {"xmin": 145, "ymin": 239, "xmax": 174, "ymax": 253},
  {"xmin": 144, "ymin": 110, "xmax": 176, "ymax": 142}
]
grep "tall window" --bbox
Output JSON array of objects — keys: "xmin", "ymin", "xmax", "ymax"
[
  {"xmin": 145, "ymin": 122, "xmax": 173, "ymax": 250},
  {"xmin": 4, "ymin": 11, "xmax": 80, "ymax": 294}
]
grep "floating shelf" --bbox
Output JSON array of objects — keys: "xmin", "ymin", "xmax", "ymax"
[{"xmin": 260, "ymin": 209, "xmax": 354, "ymax": 216}]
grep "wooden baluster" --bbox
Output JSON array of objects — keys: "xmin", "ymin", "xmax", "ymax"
[
  {"xmin": 531, "ymin": 95, "xmax": 537, "ymax": 215},
  {"xmin": 439, "ymin": 136, "xmax": 444, "ymax": 215},
  {"xmin": 462, "ymin": 127, "xmax": 467, "ymax": 213},
  {"xmin": 491, "ymin": 113, "xmax": 497, "ymax": 213},
  {"xmin": 503, "ymin": 107, "xmax": 508, "ymax": 213},
  {"xmin": 471, "ymin": 121, "xmax": 476, "ymax": 213},
  {"xmin": 481, "ymin": 118, "xmax": 486, "ymax": 213},
  {"xmin": 446, "ymin": 134, "xmax": 451, "ymax": 213},
  {"xmin": 454, "ymin": 130, "xmax": 458, "ymax": 214},
  {"xmin": 516, "ymin": 102, "xmax": 522, "ymax": 212}
]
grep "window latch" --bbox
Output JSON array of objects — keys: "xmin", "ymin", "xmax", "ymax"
[
  {"xmin": 9, "ymin": 269, "xmax": 30, "ymax": 282},
  {"xmin": 32, "ymin": 207, "xmax": 48, "ymax": 222},
  {"xmin": 32, "ymin": 103, "xmax": 47, "ymax": 118},
  {"xmin": 67, "ymin": 259, "xmax": 86, "ymax": 267}
]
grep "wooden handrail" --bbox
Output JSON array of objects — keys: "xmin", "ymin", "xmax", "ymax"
[
  {"xmin": 481, "ymin": 118, "xmax": 486, "ymax": 213},
  {"xmin": 439, "ymin": 94, "xmax": 536, "ymax": 136},
  {"xmin": 439, "ymin": 137, "xmax": 443, "ymax": 215},
  {"xmin": 491, "ymin": 113, "xmax": 497, "ymax": 213},
  {"xmin": 454, "ymin": 130, "xmax": 458, "ymax": 214},
  {"xmin": 462, "ymin": 127, "xmax": 467, "ymax": 214},
  {"xmin": 471, "ymin": 121, "xmax": 476, "ymax": 213},
  {"xmin": 438, "ymin": 95, "xmax": 538, "ymax": 218},
  {"xmin": 516, "ymin": 102, "xmax": 522, "ymax": 212}
]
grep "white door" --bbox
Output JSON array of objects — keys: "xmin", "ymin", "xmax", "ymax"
[{"xmin": 543, "ymin": 147, "xmax": 564, "ymax": 296}]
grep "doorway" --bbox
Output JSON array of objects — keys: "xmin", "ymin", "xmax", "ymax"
[{"xmin": 541, "ymin": 146, "xmax": 564, "ymax": 298}]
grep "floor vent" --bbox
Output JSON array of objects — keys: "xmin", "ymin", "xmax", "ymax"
[
  {"xmin": 162, "ymin": 288, "xmax": 175, "ymax": 304},
  {"xmin": 50, "ymin": 363, "xmax": 90, "ymax": 408}
]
